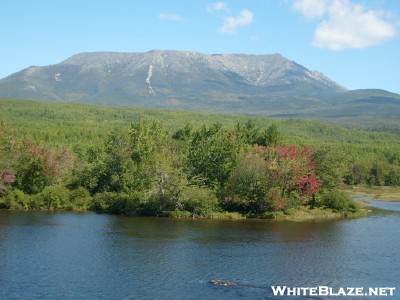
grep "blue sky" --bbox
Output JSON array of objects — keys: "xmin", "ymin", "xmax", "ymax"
[{"xmin": 1, "ymin": 0, "xmax": 399, "ymax": 93}]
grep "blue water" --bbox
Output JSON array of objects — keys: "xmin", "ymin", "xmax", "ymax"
[{"xmin": 0, "ymin": 201, "xmax": 399, "ymax": 299}]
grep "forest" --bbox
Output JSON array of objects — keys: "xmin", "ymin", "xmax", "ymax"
[{"xmin": 1, "ymin": 98, "xmax": 399, "ymax": 218}]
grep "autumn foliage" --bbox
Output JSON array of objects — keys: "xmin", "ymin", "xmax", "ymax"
[
  {"xmin": 12, "ymin": 140, "xmax": 73, "ymax": 194},
  {"xmin": 0, "ymin": 118, "xmax": 360, "ymax": 216},
  {"xmin": 0, "ymin": 168, "xmax": 15, "ymax": 196},
  {"xmin": 221, "ymin": 144, "xmax": 321, "ymax": 213}
]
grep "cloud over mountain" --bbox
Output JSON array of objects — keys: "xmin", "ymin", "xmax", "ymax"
[
  {"xmin": 219, "ymin": 9, "xmax": 254, "ymax": 34},
  {"xmin": 293, "ymin": 0, "xmax": 397, "ymax": 50},
  {"xmin": 206, "ymin": 2, "xmax": 253, "ymax": 34}
]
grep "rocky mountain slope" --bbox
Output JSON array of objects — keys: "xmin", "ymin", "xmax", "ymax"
[{"xmin": 1, "ymin": 50, "xmax": 399, "ymax": 118}]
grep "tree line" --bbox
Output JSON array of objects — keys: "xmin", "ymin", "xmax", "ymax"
[{"xmin": 0, "ymin": 118, "xmax": 365, "ymax": 217}]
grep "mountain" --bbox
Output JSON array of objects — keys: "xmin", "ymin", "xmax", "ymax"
[{"xmin": 1, "ymin": 50, "xmax": 399, "ymax": 119}]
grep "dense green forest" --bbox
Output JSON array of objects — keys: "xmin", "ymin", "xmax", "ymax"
[{"xmin": 1, "ymin": 99, "xmax": 399, "ymax": 217}]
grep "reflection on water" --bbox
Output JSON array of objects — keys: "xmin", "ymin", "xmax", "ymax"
[{"xmin": 0, "ymin": 208, "xmax": 399, "ymax": 299}]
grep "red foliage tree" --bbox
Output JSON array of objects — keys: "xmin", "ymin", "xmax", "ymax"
[
  {"xmin": 14, "ymin": 140, "xmax": 74, "ymax": 194},
  {"xmin": 255, "ymin": 144, "xmax": 321, "ymax": 206},
  {"xmin": 0, "ymin": 168, "xmax": 16, "ymax": 196}
]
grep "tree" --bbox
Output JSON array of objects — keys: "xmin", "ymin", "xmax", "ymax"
[
  {"xmin": 344, "ymin": 163, "xmax": 365, "ymax": 185},
  {"xmin": 235, "ymin": 120, "xmax": 260, "ymax": 145},
  {"xmin": 222, "ymin": 144, "xmax": 322, "ymax": 213},
  {"xmin": 220, "ymin": 150, "xmax": 270, "ymax": 213},
  {"xmin": 172, "ymin": 123, "xmax": 193, "ymax": 141},
  {"xmin": 385, "ymin": 167, "xmax": 400, "ymax": 186},
  {"xmin": 187, "ymin": 124, "xmax": 243, "ymax": 187},
  {"xmin": 367, "ymin": 163, "xmax": 384, "ymax": 186},
  {"xmin": 129, "ymin": 118, "xmax": 165, "ymax": 164},
  {"xmin": 257, "ymin": 123, "xmax": 282, "ymax": 146},
  {"xmin": 312, "ymin": 146, "xmax": 348, "ymax": 190},
  {"xmin": 259, "ymin": 145, "xmax": 321, "ymax": 206},
  {"xmin": 14, "ymin": 140, "xmax": 74, "ymax": 194},
  {"xmin": 0, "ymin": 168, "xmax": 15, "ymax": 197},
  {"xmin": 90, "ymin": 130, "xmax": 135, "ymax": 194}
]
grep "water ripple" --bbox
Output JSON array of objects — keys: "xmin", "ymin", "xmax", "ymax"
[{"xmin": 0, "ymin": 211, "xmax": 399, "ymax": 299}]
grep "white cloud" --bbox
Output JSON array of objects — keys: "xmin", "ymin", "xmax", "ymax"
[
  {"xmin": 313, "ymin": 1, "xmax": 396, "ymax": 50},
  {"xmin": 292, "ymin": 0, "xmax": 397, "ymax": 50},
  {"xmin": 219, "ymin": 9, "xmax": 254, "ymax": 34},
  {"xmin": 207, "ymin": 2, "xmax": 229, "ymax": 13},
  {"xmin": 159, "ymin": 13, "xmax": 183, "ymax": 22},
  {"xmin": 292, "ymin": 0, "xmax": 329, "ymax": 19}
]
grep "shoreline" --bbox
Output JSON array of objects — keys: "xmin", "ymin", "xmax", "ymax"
[
  {"xmin": 343, "ymin": 185, "xmax": 400, "ymax": 202},
  {"xmin": 0, "ymin": 205, "xmax": 369, "ymax": 221}
]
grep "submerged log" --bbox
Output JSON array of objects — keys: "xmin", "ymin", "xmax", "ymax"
[{"xmin": 210, "ymin": 279, "xmax": 237, "ymax": 287}]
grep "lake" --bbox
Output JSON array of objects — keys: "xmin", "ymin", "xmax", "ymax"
[{"xmin": 0, "ymin": 199, "xmax": 399, "ymax": 299}]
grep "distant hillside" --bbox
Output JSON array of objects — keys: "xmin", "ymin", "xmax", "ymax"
[
  {"xmin": 1, "ymin": 50, "xmax": 399, "ymax": 120},
  {"xmin": 1, "ymin": 98, "xmax": 399, "ymax": 149}
]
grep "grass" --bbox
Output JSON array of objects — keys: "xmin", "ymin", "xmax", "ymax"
[
  {"xmin": 166, "ymin": 210, "xmax": 245, "ymax": 219},
  {"xmin": 259, "ymin": 206, "xmax": 368, "ymax": 220},
  {"xmin": 344, "ymin": 185, "xmax": 400, "ymax": 201},
  {"xmin": 165, "ymin": 205, "xmax": 368, "ymax": 221}
]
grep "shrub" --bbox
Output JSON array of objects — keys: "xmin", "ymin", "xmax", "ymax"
[
  {"xmin": 319, "ymin": 190, "xmax": 358, "ymax": 213},
  {"xmin": 14, "ymin": 141, "xmax": 74, "ymax": 194},
  {"xmin": 0, "ymin": 168, "xmax": 16, "ymax": 197},
  {"xmin": 267, "ymin": 187, "xmax": 291, "ymax": 211},
  {"xmin": 179, "ymin": 186, "xmax": 220, "ymax": 217},
  {"xmin": 91, "ymin": 192, "xmax": 142, "ymax": 214},
  {"xmin": 220, "ymin": 151, "xmax": 270, "ymax": 214},
  {"xmin": 28, "ymin": 194, "xmax": 44, "ymax": 209},
  {"xmin": 91, "ymin": 192, "xmax": 110, "ymax": 212},
  {"xmin": 40, "ymin": 185, "xmax": 70, "ymax": 209},
  {"xmin": 187, "ymin": 124, "xmax": 243, "ymax": 187},
  {"xmin": 69, "ymin": 187, "xmax": 92, "ymax": 210},
  {"xmin": 2, "ymin": 189, "xmax": 30, "ymax": 209}
]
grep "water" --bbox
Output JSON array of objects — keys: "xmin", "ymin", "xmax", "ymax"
[{"xmin": 0, "ymin": 200, "xmax": 399, "ymax": 299}]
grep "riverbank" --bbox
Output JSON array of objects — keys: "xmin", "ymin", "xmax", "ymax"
[
  {"xmin": 210, "ymin": 206, "xmax": 369, "ymax": 220},
  {"xmin": 0, "ymin": 205, "xmax": 369, "ymax": 221},
  {"xmin": 258, "ymin": 206, "xmax": 369, "ymax": 220},
  {"xmin": 343, "ymin": 185, "xmax": 400, "ymax": 201},
  {"xmin": 0, "ymin": 188, "xmax": 369, "ymax": 220}
]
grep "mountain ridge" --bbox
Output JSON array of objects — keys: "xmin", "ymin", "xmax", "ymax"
[{"xmin": 0, "ymin": 50, "xmax": 399, "ymax": 119}]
